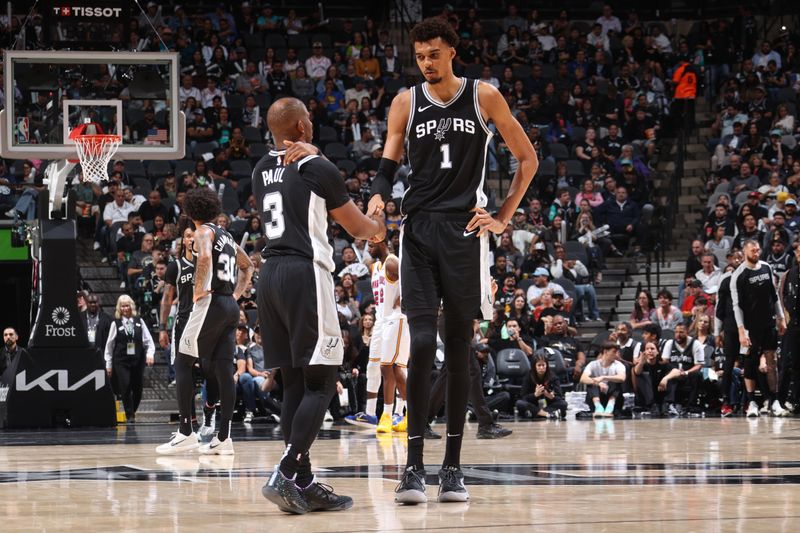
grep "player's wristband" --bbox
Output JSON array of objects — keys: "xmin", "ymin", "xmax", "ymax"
[
  {"xmin": 369, "ymin": 157, "xmax": 398, "ymax": 201},
  {"xmin": 159, "ymin": 324, "xmax": 167, "ymax": 332}
]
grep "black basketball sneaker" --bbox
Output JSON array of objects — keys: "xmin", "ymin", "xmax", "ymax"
[
  {"xmin": 395, "ymin": 466, "xmax": 427, "ymax": 504},
  {"xmin": 262, "ymin": 467, "xmax": 310, "ymax": 514},
  {"xmin": 300, "ymin": 481, "xmax": 354, "ymax": 512},
  {"xmin": 438, "ymin": 465, "xmax": 469, "ymax": 502}
]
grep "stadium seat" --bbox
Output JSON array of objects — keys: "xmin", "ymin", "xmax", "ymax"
[
  {"xmin": 571, "ymin": 126, "xmax": 586, "ymax": 143},
  {"xmin": 287, "ymin": 34, "xmax": 309, "ymax": 49},
  {"xmin": 564, "ymin": 241, "xmax": 589, "ymax": 265},
  {"xmin": 264, "ymin": 34, "xmax": 286, "ymax": 49},
  {"xmin": 133, "ymin": 177, "xmax": 151, "ymax": 191},
  {"xmin": 512, "ymin": 65, "xmax": 531, "ymax": 79},
  {"xmin": 319, "ymin": 126, "xmax": 339, "ymax": 145},
  {"xmin": 548, "ymin": 143, "xmax": 570, "ymax": 160},
  {"xmin": 147, "ymin": 160, "xmax": 173, "ymax": 179},
  {"xmin": 230, "ymin": 160, "xmax": 252, "ymax": 180},
  {"xmin": 227, "ymin": 94, "xmax": 245, "ymax": 110},
  {"xmin": 125, "ymin": 160, "xmax": 147, "ymax": 178},
  {"xmin": 133, "ymin": 186, "xmax": 150, "ymax": 198},
  {"xmin": 310, "ymin": 33, "xmax": 332, "ymax": 48},
  {"xmin": 385, "ymin": 78, "xmax": 406, "ymax": 95},
  {"xmin": 517, "ymin": 278, "xmax": 534, "ymax": 296},
  {"xmin": 552, "ymin": 278, "xmax": 577, "ymax": 302},
  {"xmin": 706, "ymin": 192, "xmax": 731, "ymax": 209},
  {"xmin": 337, "ymin": 159, "xmax": 357, "ymax": 177},
  {"xmin": 249, "ymin": 143, "xmax": 268, "ymax": 161},
  {"xmin": 193, "ymin": 141, "xmax": 218, "ymax": 159},
  {"xmin": 537, "ymin": 346, "xmax": 573, "ymax": 392},
  {"xmin": 244, "ymin": 126, "xmax": 263, "ymax": 144},
  {"xmin": 538, "ymin": 159, "xmax": 556, "ymax": 176},
  {"xmin": 464, "ymin": 64, "xmax": 483, "ymax": 79},
  {"xmin": 228, "ymin": 218, "xmax": 247, "ymax": 240},
  {"xmin": 221, "ymin": 183, "xmax": 240, "ymax": 213},
  {"xmin": 565, "ymin": 159, "xmax": 586, "ymax": 177},
  {"xmin": 174, "ymin": 159, "xmax": 196, "ymax": 177},
  {"xmin": 495, "ymin": 348, "xmax": 531, "ymax": 394},
  {"xmin": 324, "ymin": 142, "xmax": 348, "ymax": 160}
]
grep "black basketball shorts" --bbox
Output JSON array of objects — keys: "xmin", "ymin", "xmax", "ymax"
[
  {"xmin": 399, "ymin": 212, "xmax": 492, "ymax": 321},
  {"xmin": 178, "ymin": 293, "xmax": 239, "ymax": 366},
  {"xmin": 257, "ymin": 257, "xmax": 344, "ymax": 368}
]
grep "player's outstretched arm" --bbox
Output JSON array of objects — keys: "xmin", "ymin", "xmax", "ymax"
[
  {"xmin": 232, "ymin": 243, "xmax": 255, "ymax": 301},
  {"xmin": 467, "ymin": 82, "xmax": 539, "ymax": 237},
  {"xmin": 193, "ymin": 226, "xmax": 214, "ymax": 302},
  {"xmin": 367, "ymin": 91, "xmax": 410, "ymax": 216},
  {"xmin": 331, "ymin": 201, "xmax": 386, "ymax": 242}
]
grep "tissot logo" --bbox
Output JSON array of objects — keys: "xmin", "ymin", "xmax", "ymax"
[
  {"xmin": 16, "ymin": 370, "xmax": 106, "ymax": 392},
  {"xmin": 52, "ymin": 6, "xmax": 123, "ymax": 18}
]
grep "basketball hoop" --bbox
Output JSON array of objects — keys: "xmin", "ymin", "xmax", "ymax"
[{"xmin": 69, "ymin": 122, "xmax": 121, "ymax": 183}]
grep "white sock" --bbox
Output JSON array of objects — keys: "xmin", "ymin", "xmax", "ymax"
[
  {"xmin": 384, "ymin": 403, "xmax": 394, "ymax": 417},
  {"xmin": 395, "ymin": 398, "xmax": 406, "ymax": 416},
  {"xmin": 366, "ymin": 398, "xmax": 377, "ymax": 416}
]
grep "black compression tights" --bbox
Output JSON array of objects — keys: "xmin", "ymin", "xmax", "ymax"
[
  {"xmin": 278, "ymin": 365, "xmax": 338, "ymax": 482},
  {"xmin": 203, "ymin": 358, "xmax": 236, "ymax": 441},
  {"xmin": 175, "ymin": 353, "xmax": 196, "ymax": 436},
  {"xmin": 406, "ymin": 314, "xmax": 473, "ymax": 470}
]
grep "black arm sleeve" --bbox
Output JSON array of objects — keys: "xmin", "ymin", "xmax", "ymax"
[{"xmin": 368, "ymin": 157, "xmax": 398, "ymax": 200}]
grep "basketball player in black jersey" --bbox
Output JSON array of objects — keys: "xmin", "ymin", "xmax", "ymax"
[
  {"xmin": 156, "ymin": 218, "xmax": 206, "ymax": 454},
  {"xmin": 179, "ymin": 188, "xmax": 254, "ymax": 454},
  {"xmin": 730, "ymin": 240, "xmax": 787, "ymax": 417},
  {"xmin": 255, "ymin": 97, "xmax": 385, "ymax": 514},
  {"xmin": 715, "ymin": 251, "xmax": 743, "ymax": 418},
  {"xmin": 366, "ymin": 18, "xmax": 538, "ymax": 503}
]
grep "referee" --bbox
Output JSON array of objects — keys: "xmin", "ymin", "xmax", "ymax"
[{"xmin": 730, "ymin": 240, "xmax": 787, "ymax": 417}]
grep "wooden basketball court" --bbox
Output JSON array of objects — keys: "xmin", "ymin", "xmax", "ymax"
[{"xmin": 1, "ymin": 418, "xmax": 799, "ymax": 531}]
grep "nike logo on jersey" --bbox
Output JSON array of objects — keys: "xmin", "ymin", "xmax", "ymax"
[
  {"xmin": 463, "ymin": 229, "xmax": 477, "ymax": 237},
  {"xmin": 417, "ymin": 104, "xmax": 433, "ymax": 112}
]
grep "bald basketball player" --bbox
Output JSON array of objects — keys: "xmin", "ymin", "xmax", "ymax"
[{"xmin": 254, "ymin": 97, "xmax": 385, "ymax": 514}]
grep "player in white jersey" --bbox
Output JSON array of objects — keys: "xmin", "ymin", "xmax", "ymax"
[{"xmin": 371, "ymin": 240, "xmax": 409, "ymax": 434}]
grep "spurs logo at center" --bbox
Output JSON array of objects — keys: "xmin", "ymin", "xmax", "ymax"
[{"xmin": 434, "ymin": 118, "xmax": 452, "ymax": 141}]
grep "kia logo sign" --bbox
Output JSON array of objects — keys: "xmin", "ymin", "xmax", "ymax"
[{"xmin": 16, "ymin": 370, "xmax": 106, "ymax": 392}]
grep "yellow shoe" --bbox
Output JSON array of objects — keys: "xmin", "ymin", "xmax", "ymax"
[
  {"xmin": 392, "ymin": 415, "xmax": 407, "ymax": 433},
  {"xmin": 376, "ymin": 413, "xmax": 393, "ymax": 434}
]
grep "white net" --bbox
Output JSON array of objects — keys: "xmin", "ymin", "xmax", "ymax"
[{"xmin": 73, "ymin": 134, "xmax": 121, "ymax": 183}]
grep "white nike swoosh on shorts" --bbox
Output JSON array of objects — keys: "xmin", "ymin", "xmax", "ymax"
[{"xmin": 463, "ymin": 230, "xmax": 477, "ymax": 237}]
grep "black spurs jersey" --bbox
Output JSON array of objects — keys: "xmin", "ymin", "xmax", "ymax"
[
  {"xmin": 402, "ymin": 78, "xmax": 492, "ymax": 216},
  {"xmin": 196, "ymin": 223, "xmax": 237, "ymax": 295},
  {"xmin": 165, "ymin": 256, "xmax": 195, "ymax": 323},
  {"xmin": 252, "ymin": 150, "xmax": 349, "ymax": 272},
  {"xmin": 730, "ymin": 260, "xmax": 784, "ymax": 330},
  {"xmin": 763, "ymin": 250, "xmax": 793, "ymax": 280}
]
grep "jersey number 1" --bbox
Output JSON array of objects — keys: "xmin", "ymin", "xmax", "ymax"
[
  {"xmin": 262, "ymin": 192, "xmax": 285, "ymax": 239},
  {"xmin": 440, "ymin": 143, "xmax": 452, "ymax": 169}
]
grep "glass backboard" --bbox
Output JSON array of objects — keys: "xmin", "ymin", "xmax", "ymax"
[{"xmin": 1, "ymin": 50, "xmax": 184, "ymax": 161}]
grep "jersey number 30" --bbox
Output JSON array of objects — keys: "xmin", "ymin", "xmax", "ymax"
[
  {"xmin": 217, "ymin": 253, "xmax": 237, "ymax": 283},
  {"xmin": 262, "ymin": 192, "xmax": 285, "ymax": 239}
]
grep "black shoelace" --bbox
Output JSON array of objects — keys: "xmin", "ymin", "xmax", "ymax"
[
  {"xmin": 439, "ymin": 467, "xmax": 462, "ymax": 490},
  {"xmin": 395, "ymin": 468, "xmax": 424, "ymax": 493}
]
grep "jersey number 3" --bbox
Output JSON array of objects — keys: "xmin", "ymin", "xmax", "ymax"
[{"xmin": 262, "ymin": 191, "xmax": 285, "ymax": 239}]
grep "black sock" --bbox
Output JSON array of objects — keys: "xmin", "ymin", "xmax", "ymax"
[
  {"xmin": 295, "ymin": 452, "xmax": 313, "ymax": 488},
  {"xmin": 747, "ymin": 391, "xmax": 756, "ymax": 404},
  {"xmin": 175, "ymin": 353, "xmax": 195, "ymax": 436},
  {"xmin": 443, "ymin": 433, "xmax": 463, "ymax": 468},
  {"xmin": 203, "ymin": 402, "xmax": 215, "ymax": 426},
  {"xmin": 279, "ymin": 445, "xmax": 301, "ymax": 479},
  {"xmin": 405, "ymin": 316, "xmax": 438, "ymax": 470},
  {"xmin": 211, "ymin": 358, "xmax": 236, "ymax": 441}
]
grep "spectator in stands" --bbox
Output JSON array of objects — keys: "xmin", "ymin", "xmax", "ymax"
[
  {"xmin": 539, "ymin": 315, "xmax": 585, "ymax": 382},
  {"xmin": 488, "ymin": 317, "xmax": 534, "ymax": 356},
  {"xmin": 138, "ymin": 190, "xmax": 171, "ymax": 224},
  {"xmin": 580, "ymin": 342, "xmax": 625, "ymax": 417},
  {"xmin": 630, "ymin": 290, "xmax": 655, "ymax": 330},
  {"xmin": 551, "ymin": 248, "xmax": 599, "ymax": 322},
  {"xmin": 633, "ymin": 340, "xmax": 677, "ymax": 416},
  {"xmin": 239, "ymin": 327, "xmax": 280, "ymax": 423},
  {"xmin": 732, "ymin": 212, "xmax": 764, "ymax": 250},
  {"xmin": 595, "ymin": 184, "xmax": 644, "ymax": 254},
  {"xmin": 728, "ymin": 164, "xmax": 760, "ymax": 195},
  {"xmin": 516, "ymin": 351, "xmax": 567, "ymax": 419},
  {"xmin": 122, "ymin": 230, "xmax": 152, "ymax": 289},
  {"xmin": 704, "ymin": 203, "xmax": 736, "ymax": 239},
  {"xmin": 650, "ymin": 289, "xmax": 683, "ymax": 332},
  {"xmin": 597, "ymin": 4, "xmax": 622, "ymax": 35},
  {"xmin": 684, "ymin": 239, "xmax": 705, "ymax": 279},
  {"xmin": 705, "ymin": 225, "xmax": 734, "ymax": 265},
  {"xmin": 1, "ymin": 327, "xmax": 26, "ymax": 380},
  {"xmin": 695, "ymin": 253, "xmax": 723, "ymax": 294},
  {"xmin": 575, "ymin": 178, "xmax": 605, "ymax": 208}
]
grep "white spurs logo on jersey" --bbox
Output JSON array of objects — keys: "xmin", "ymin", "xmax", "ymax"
[{"xmin": 415, "ymin": 117, "xmax": 475, "ymax": 139}]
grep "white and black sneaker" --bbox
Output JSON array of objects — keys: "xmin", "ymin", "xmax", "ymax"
[
  {"xmin": 771, "ymin": 400, "xmax": 788, "ymax": 417},
  {"xmin": 395, "ymin": 466, "xmax": 427, "ymax": 504},
  {"xmin": 437, "ymin": 465, "xmax": 469, "ymax": 502},
  {"xmin": 155, "ymin": 432, "xmax": 199, "ymax": 455},
  {"xmin": 746, "ymin": 401, "xmax": 760, "ymax": 418},
  {"xmin": 199, "ymin": 436, "xmax": 234, "ymax": 455},
  {"xmin": 243, "ymin": 410, "xmax": 254, "ymax": 423}
]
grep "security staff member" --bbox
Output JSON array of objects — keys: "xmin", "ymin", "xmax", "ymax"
[
  {"xmin": 1, "ymin": 327, "xmax": 27, "ymax": 382},
  {"xmin": 81, "ymin": 294, "xmax": 113, "ymax": 357},
  {"xmin": 104, "ymin": 295, "xmax": 155, "ymax": 421}
]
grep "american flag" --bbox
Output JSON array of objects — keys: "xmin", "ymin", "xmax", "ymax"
[{"xmin": 146, "ymin": 128, "xmax": 168, "ymax": 142}]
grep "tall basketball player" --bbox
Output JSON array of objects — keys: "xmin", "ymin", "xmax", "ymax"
[
  {"xmin": 179, "ymin": 188, "xmax": 254, "ymax": 455},
  {"xmin": 156, "ymin": 218, "xmax": 205, "ymax": 454},
  {"xmin": 367, "ymin": 18, "xmax": 539, "ymax": 503},
  {"xmin": 254, "ymin": 97, "xmax": 385, "ymax": 514},
  {"xmin": 368, "ymin": 239, "xmax": 409, "ymax": 434}
]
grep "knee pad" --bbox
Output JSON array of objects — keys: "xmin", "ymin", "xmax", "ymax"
[{"xmin": 366, "ymin": 360, "xmax": 381, "ymax": 394}]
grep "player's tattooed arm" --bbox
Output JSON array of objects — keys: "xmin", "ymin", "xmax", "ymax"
[
  {"xmin": 193, "ymin": 226, "xmax": 213, "ymax": 302},
  {"xmin": 232, "ymin": 243, "xmax": 255, "ymax": 301}
]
